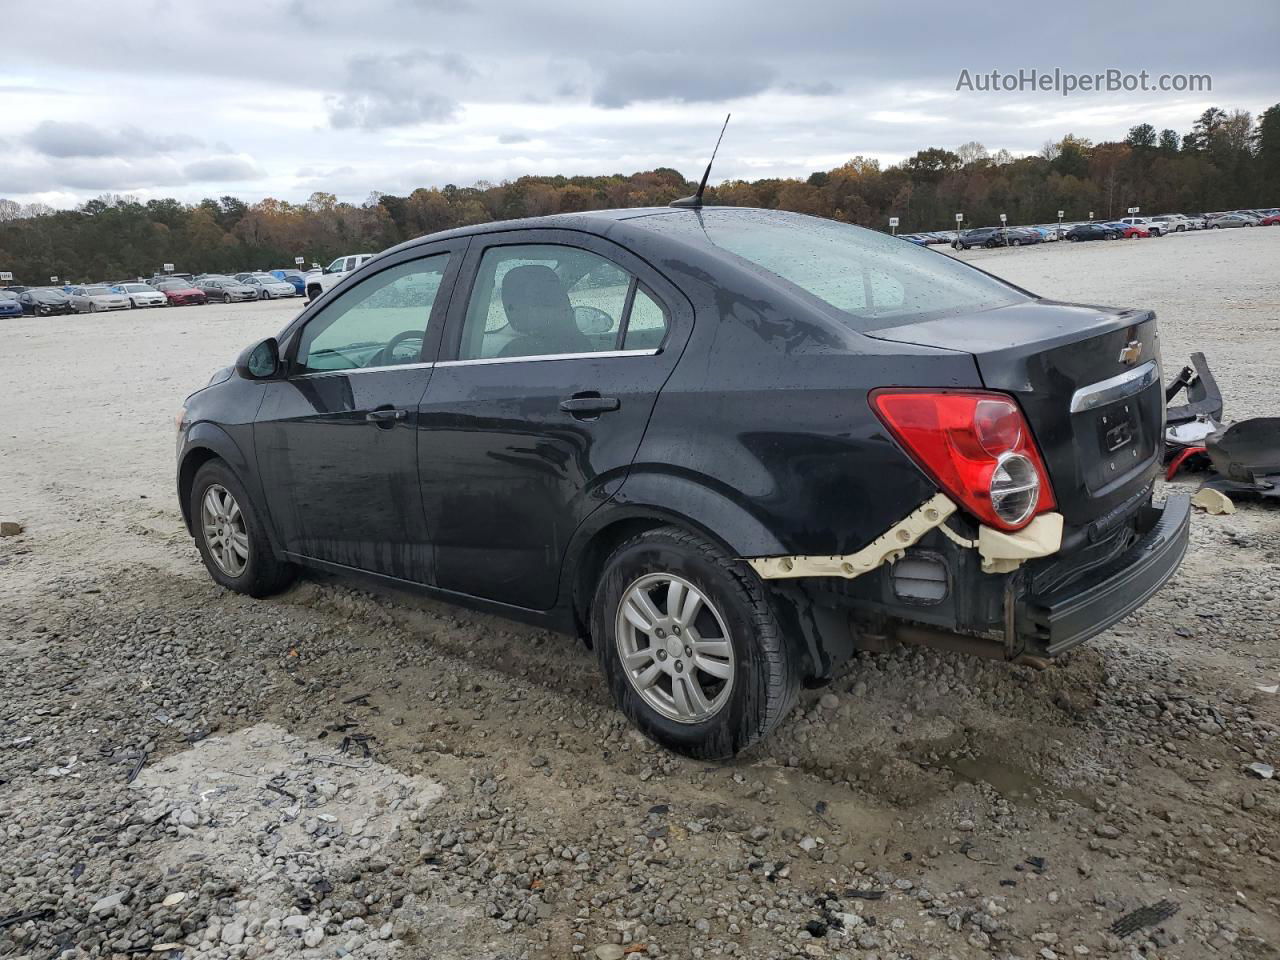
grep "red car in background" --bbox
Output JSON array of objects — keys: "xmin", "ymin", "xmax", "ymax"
[
  {"xmin": 153, "ymin": 279, "xmax": 208, "ymax": 306},
  {"xmin": 1261, "ymin": 213, "xmax": 1280, "ymax": 226},
  {"xmin": 1111, "ymin": 222, "xmax": 1151, "ymax": 238}
]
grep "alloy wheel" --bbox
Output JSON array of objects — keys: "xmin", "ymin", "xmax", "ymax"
[
  {"xmin": 201, "ymin": 483, "xmax": 249, "ymax": 577},
  {"xmin": 615, "ymin": 573, "xmax": 735, "ymax": 723}
]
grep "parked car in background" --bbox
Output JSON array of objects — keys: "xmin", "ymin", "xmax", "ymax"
[
  {"xmin": 1065, "ymin": 223, "xmax": 1120, "ymax": 242},
  {"xmin": 1208, "ymin": 213, "xmax": 1255, "ymax": 228},
  {"xmin": 3, "ymin": 285, "xmax": 30, "ymax": 293},
  {"xmin": 269, "ymin": 269, "xmax": 307, "ymax": 295},
  {"xmin": 1004, "ymin": 227, "xmax": 1043, "ymax": 246},
  {"xmin": 306, "ymin": 253, "xmax": 376, "ymax": 302},
  {"xmin": 176, "ymin": 206, "xmax": 1189, "ymax": 758},
  {"xmin": 0, "ymin": 291, "xmax": 23, "ymax": 318},
  {"xmin": 198, "ymin": 277, "xmax": 258, "ymax": 303},
  {"xmin": 235, "ymin": 272, "xmax": 298, "ymax": 299},
  {"xmin": 17, "ymin": 288, "xmax": 74, "ymax": 316},
  {"xmin": 1118, "ymin": 216, "xmax": 1165, "ymax": 236},
  {"xmin": 1260, "ymin": 213, "xmax": 1280, "ymax": 226},
  {"xmin": 112, "ymin": 282, "xmax": 168, "ymax": 308},
  {"xmin": 68, "ymin": 285, "xmax": 131, "ymax": 313},
  {"xmin": 1106, "ymin": 221, "xmax": 1150, "ymax": 239},
  {"xmin": 153, "ymin": 278, "xmax": 209, "ymax": 306},
  {"xmin": 952, "ymin": 227, "xmax": 1007, "ymax": 249},
  {"xmin": 1151, "ymin": 214, "xmax": 1194, "ymax": 232}
]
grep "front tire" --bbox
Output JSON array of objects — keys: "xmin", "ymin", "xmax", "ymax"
[
  {"xmin": 591, "ymin": 526, "xmax": 799, "ymax": 759},
  {"xmin": 190, "ymin": 459, "xmax": 295, "ymax": 597},
  {"xmin": 223, "ymin": 293, "xmax": 232, "ymax": 304}
]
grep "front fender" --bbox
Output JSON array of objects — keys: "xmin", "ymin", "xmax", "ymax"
[{"xmin": 176, "ymin": 421, "xmax": 256, "ymax": 534}]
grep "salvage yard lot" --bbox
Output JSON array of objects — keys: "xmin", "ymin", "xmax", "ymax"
[{"xmin": 2, "ymin": 228, "xmax": 1279, "ymax": 959}]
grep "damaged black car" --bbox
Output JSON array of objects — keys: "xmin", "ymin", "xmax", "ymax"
[{"xmin": 176, "ymin": 207, "xmax": 1190, "ymax": 758}]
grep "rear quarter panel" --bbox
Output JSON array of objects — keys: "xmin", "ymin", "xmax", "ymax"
[{"xmin": 614, "ymin": 245, "xmax": 983, "ymax": 558}]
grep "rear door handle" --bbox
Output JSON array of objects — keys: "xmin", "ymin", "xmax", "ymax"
[
  {"xmin": 559, "ymin": 395, "xmax": 620, "ymax": 419},
  {"xmin": 366, "ymin": 407, "xmax": 407, "ymax": 426}
]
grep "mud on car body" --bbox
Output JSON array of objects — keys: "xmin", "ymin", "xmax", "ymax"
[{"xmin": 176, "ymin": 207, "xmax": 1190, "ymax": 759}]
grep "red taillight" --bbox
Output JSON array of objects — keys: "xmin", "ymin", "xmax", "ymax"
[{"xmin": 870, "ymin": 389, "xmax": 1056, "ymax": 531}]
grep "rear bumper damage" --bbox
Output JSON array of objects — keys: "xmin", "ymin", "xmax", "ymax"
[
  {"xmin": 752, "ymin": 491, "xmax": 1190, "ymax": 679},
  {"xmin": 1019, "ymin": 493, "xmax": 1190, "ymax": 656}
]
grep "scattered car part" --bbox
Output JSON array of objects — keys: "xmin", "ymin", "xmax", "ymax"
[
  {"xmin": 1165, "ymin": 445, "xmax": 1208, "ymax": 480},
  {"xmin": 1190, "ymin": 488, "xmax": 1235, "ymax": 515},
  {"xmin": 1246, "ymin": 762, "xmax": 1274, "ymax": 780},
  {"xmin": 1109, "ymin": 900, "xmax": 1179, "ymax": 938},
  {"xmin": 1164, "ymin": 352, "xmax": 1223, "ymax": 428},
  {"xmin": 1201, "ymin": 417, "xmax": 1280, "ymax": 502}
]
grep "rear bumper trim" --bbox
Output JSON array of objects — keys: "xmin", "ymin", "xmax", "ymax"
[{"xmin": 1024, "ymin": 493, "xmax": 1190, "ymax": 656}]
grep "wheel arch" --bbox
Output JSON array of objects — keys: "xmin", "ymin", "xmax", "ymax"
[
  {"xmin": 562, "ymin": 485, "xmax": 788, "ymax": 646},
  {"xmin": 177, "ymin": 422, "xmax": 256, "ymax": 536}
]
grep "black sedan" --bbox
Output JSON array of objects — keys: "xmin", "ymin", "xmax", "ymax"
[
  {"xmin": 177, "ymin": 207, "xmax": 1189, "ymax": 758},
  {"xmin": 17, "ymin": 288, "xmax": 75, "ymax": 316},
  {"xmin": 1065, "ymin": 223, "xmax": 1121, "ymax": 242}
]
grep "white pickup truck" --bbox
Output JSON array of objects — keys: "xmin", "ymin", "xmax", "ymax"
[{"xmin": 306, "ymin": 253, "xmax": 376, "ymax": 302}]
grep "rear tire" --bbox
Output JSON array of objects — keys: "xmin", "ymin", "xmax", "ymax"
[
  {"xmin": 306, "ymin": 285, "xmax": 321, "ymax": 303},
  {"xmin": 223, "ymin": 294, "xmax": 232, "ymax": 304},
  {"xmin": 190, "ymin": 459, "xmax": 295, "ymax": 598},
  {"xmin": 591, "ymin": 526, "xmax": 800, "ymax": 759}
]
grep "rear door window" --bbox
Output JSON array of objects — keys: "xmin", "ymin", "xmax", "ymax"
[{"xmin": 457, "ymin": 243, "xmax": 663, "ymax": 361}]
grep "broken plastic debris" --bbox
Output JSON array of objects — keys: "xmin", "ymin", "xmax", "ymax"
[
  {"xmin": 1190, "ymin": 488, "xmax": 1235, "ymax": 515},
  {"xmin": 1246, "ymin": 763, "xmax": 1274, "ymax": 780},
  {"xmin": 1257, "ymin": 684, "xmax": 1279, "ymax": 695}
]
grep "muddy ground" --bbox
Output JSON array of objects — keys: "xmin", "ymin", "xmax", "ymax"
[{"xmin": 2, "ymin": 228, "xmax": 1278, "ymax": 960}]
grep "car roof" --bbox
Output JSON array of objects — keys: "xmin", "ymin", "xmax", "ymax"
[{"xmin": 379, "ymin": 206, "xmax": 700, "ymax": 255}]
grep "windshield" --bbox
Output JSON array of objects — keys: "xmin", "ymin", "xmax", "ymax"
[
  {"xmin": 84, "ymin": 286, "xmax": 111, "ymax": 296},
  {"xmin": 156, "ymin": 281, "xmax": 186, "ymax": 290},
  {"xmin": 252, "ymin": 274, "xmax": 277, "ymax": 282},
  {"xmin": 642, "ymin": 209, "xmax": 1027, "ymax": 330},
  {"xmin": 33, "ymin": 288, "xmax": 68, "ymax": 300},
  {"xmin": 122, "ymin": 284, "xmax": 151, "ymax": 292}
]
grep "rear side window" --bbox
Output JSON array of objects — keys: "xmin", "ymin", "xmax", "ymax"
[
  {"xmin": 623, "ymin": 287, "xmax": 668, "ymax": 350},
  {"xmin": 458, "ymin": 244, "xmax": 666, "ymax": 361},
  {"xmin": 641, "ymin": 209, "xmax": 1028, "ymax": 330}
]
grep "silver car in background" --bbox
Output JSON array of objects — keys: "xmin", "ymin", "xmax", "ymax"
[
  {"xmin": 1208, "ymin": 213, "xmax": 1257, "ymax": 228},
  {"xmin": 197, "ymin": 276, "xmax": 258, "ymax": 303},
  {"xmin": 69, "ymin": 285, "xmax": 131, "ymax": 313},
  {"xmin": 113, "ymin": 282, "xmax": 168, "ymax": 308},
  {"xmin": 235, "ymin": 272, "xmax": 298, "ymax": 299}
]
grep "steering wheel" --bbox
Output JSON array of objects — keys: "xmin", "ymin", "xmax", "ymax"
[{"xmin": 375, "ymin": 329, "xmax": 425, "ymax": 366}]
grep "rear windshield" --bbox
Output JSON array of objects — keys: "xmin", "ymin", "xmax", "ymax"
[{"xmin": 641, "ymin": 209, "xmax": 1028, "ymax": 330}]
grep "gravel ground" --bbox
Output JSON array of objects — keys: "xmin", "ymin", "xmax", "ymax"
[{"xmin": 2, "ymin": 228, "xmax": 1278, "ymax": 960}]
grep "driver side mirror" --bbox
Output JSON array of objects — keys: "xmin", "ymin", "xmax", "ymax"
[{"xmin": 236, "ymin": 337, "xmax": 281, "ymax": 380}]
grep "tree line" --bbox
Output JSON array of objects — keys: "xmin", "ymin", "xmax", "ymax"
[{"xmin": 2, "ymin": 104, "xmax": 1277, "ymax": 284}]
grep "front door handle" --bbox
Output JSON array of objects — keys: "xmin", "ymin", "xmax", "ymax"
[
  {"xmin": 365, "ymin": 407, "xmax": 407, "ymax": 427},
  {"xmin": 559, "ymin": 394, "xmax": 620, "ymax": 419}
]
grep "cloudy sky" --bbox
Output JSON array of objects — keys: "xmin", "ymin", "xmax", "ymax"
[{"xmin": 2, "ymin": 0, "xmax": 1276, "ymax": 209}]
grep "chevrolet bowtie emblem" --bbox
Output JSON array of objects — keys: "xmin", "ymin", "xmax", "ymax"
[{"xmin": 1118, "ymin": 340, "xmax": 1143, "ymax": 365}]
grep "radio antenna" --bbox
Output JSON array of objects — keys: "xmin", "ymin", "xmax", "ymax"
[{"xmin": 669, "ymin": 113, "xmax": 731, "ymax": 209}]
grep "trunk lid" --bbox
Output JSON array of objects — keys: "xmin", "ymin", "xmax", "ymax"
[{"xmin": 864, "ymin": 300, "xmax": 1163, "ymax": 524}]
